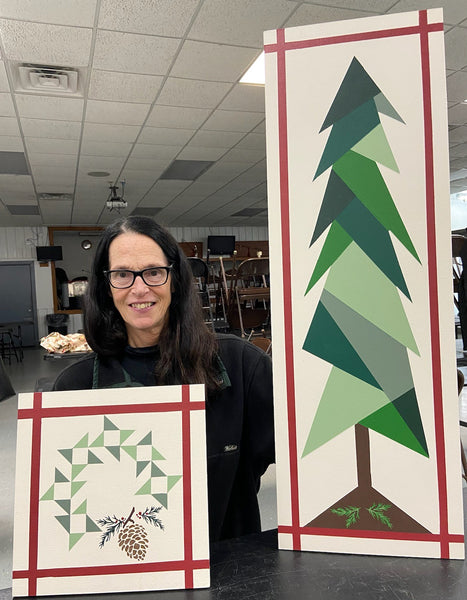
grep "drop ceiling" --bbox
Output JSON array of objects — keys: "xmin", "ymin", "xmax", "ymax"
[{"xmin": 0, "ymin": 0, "xmax": 466, "ymax": 228}]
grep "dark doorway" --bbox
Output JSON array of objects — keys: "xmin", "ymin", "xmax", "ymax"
[{"xmin": 0, "ymin": 261, "xmax": 38, "ymax": 346}]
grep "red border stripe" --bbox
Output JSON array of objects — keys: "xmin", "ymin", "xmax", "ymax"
[
  {"xmin": 13, "ymin": 559, "xmax": 210, "ymax": 581},
  {"xmin": 181, "ymin": 385, "xmax": 194, "ymax": 588},
  {"xmin": 278, "ymin": 525, "xmax": 463, "ymax": 543},
  {"xmin": 265, "ymin": 22, "xmax": 443, "ymax": 53},
  {"xmin": 276, "ymin": 27, "xmax": 301, "ymax": 552},
  {"xmin": 17, "ymin": 401, "xmax": 205, "ymax": 420},
  {"xmin": 27, "ymin": 392, "xmax": 43, "ymax": 596},
  {"xmin": 418, "ymin": 9, "xmax": 449, "ymax": 560}
]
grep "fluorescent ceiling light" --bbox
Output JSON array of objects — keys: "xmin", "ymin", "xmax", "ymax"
[{"xmin": 240, "ymin": 52, "xmax": 265, "ymax": 85}]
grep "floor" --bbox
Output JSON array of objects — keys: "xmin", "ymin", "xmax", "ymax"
[{"xmin": 1, "ymin": 343, "xmax": 466, "ymax": 592}]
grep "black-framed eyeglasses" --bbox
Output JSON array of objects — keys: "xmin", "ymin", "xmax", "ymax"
[{"xmin": 104, "ymin": 265, "xmax": 173, "ymax": 289}]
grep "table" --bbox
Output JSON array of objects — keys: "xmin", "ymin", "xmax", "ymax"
[{"xmin": 2, "ymin": 488, "xmax": 465, "ymax": 600}]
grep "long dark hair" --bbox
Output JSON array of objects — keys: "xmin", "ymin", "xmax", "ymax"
[{"xmin": 83, "ymin": 216, "xmax": 220, "ymax": 389}]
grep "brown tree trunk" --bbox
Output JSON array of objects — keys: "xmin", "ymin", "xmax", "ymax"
[{"xmin": 355, "ymin": 423, "xmax": 371, "ymax": 489}]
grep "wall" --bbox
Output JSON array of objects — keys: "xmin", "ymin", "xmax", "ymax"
[{"xmin": 0, "ymin": 225, "xmax": 268, "ymax": 343}]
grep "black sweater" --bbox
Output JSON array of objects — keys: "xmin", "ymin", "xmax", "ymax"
[{"xmin": 53, "ymin": 333, "xmax": 275, "ymax": 542}]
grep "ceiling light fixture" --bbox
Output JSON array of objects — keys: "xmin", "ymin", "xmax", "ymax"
[
  {"xmin": 240, "ymin": 52, "xmax": 265, "ymax": 85},
  {"xmin": 106, "ymin": 180, "xmax": 127, "ymax": 212}
]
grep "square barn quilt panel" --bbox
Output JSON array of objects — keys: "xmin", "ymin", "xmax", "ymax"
[
  {"xmin": 264, "ymin": 9, "xmax": 465, "ymax": 559},
  {"xmin": 12, "ymin": 385, "xmax": 209, "ymax": 596}
]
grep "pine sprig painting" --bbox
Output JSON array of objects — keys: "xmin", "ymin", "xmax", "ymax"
[{"xmin": 302, "ymin": 57, "xmax": 429, "ymax": 533}]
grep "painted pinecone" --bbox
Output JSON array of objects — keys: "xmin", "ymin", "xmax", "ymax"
[{"xmin": 118, "ymin": 522, "xmax": 149, "ymax": 561}]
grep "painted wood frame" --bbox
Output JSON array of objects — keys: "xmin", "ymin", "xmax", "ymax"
[
  {"xmin": 265, "ymin": 8, "xmax": 465, "ymax": 559},
  {"xmin": 12, "ymin": 385, "xmax": 209, "ymax": 596}
]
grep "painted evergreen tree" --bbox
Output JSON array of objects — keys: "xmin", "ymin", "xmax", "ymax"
[{"xmin": 302, "ymin": 57, "xmax": 429, "ymax": 532}]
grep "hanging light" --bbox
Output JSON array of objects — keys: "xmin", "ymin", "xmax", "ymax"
[{"xmin": 106, "ymin": 180, "xmax": 127, "ymax": 211}]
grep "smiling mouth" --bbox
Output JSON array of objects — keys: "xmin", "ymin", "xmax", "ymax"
[{"xmin": 130, "ymin": 302, "xmax": 155, "ymax": 309}]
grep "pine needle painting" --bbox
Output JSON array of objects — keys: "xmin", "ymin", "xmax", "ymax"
[
  {"xmin": 264, "ymin": 9, "xmax": 465, "ymax": 559},
  {"xmin": 12, "ymin": 385, "xmax": 209, "ymax": 596}
]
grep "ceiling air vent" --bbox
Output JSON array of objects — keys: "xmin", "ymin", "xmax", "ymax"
[
  {"xmin": 38, "ymin": 193, "xmax": 74, "ymax": 202},
  {"xmin": 15, "ymin": 63, "xmax": 81, "ymax": 95}
]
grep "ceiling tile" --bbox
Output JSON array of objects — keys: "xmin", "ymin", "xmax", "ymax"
[
  {"xmin": 388, "ymin": 0, "xmax": 467, "ymax": 25},
  {"xmin": 0, "ymin": 19, "xmax": 93, "ymax": 67},
  {"xmin": 219, "ymin": 84, "xmax": 265, "ymax": 112},
  {"xmin": 450, "ymin": 125, "xmax": 467, "ymax": 144},
  {"xmin": 177, "ymin": 146, "xmax": 228, "ymax": 161},
  {"xmin": 202, "ymin": 109, "xmax": 263, "ymax": 132},
  {"xmin": 141, "ymin": 180, "xmax": 192, "ymax": 207},
  {"xmin": 85, "ymin": 99, "xmax": 150, "ymax": 125},
  {"xmin": 0, "ymin": 92, "xmax": 15, "ymax": 116},
  {"xmin": 39, "ymin": 198, "xmax": 72, "ymax": 223},
  {"xmin": 93, "ymin": 30, "xmax": 180, "ymax": 75},
  {"xmin": 444, "ymin": 26, "xmax": 467, "ymax": 71},
  {"xmin": 285, "ymin": 4, "xmax": 373, "ymax": 28},
  {"xmin": 235, "ymin": 132, "xmax": 265, "ymax": 150},
  {"xmin": 447, "ymin": 71, "xmax": 467, "ymax": 104},
  {"xmin": 450, "ymin": 142, "xmax": 467, "ymax": 157},
  {"xmin": 138, "ymin": 126, "xmax": 195, "ymax": 145},
  {"xmin": 197, "ymin": 161, "xmax": 251, "ymax": 184},
  {"xmin": 185, "ymin": 130, "xmax": 244, "ymax": 149},
  {"xmin": 146, "ymin": 105, "xmax": 211, "ymax": 129},
  {"xmin": 448, "ymin": 103, "xmax": 467, "ymax": 126},
  {"xmin": 21, "ymin": 118, "xmax": 81, "ymax": 139},
  {"xmin": 188, "ymin": 0, "xmax": 296, "ymax": 47},
  {"xmin": 0, "ymin": 173, "xmax": 34, "ymax": 192},
  {"xmin": 305, "ymin": 0, "xmax": 394, "ymax": 10},
  {"xmin": 171, "ymin": 41, "xmax": 259, "ymax": 83},
  {"xmin": 81, "ymin": 139, "xmax": 132, "ymax": 157},
  {"xmin": 78, "ymin": 155, "xmax": 125, "ymax": 175},
  {"xmin": 28, "ymin": 153, "xmax": 78, "ymax": 168},
  {"xmin": 252, "ymin": 120, "xmax": 265, "ymax": 133},
  {"xmin": 121, "ymin": 167, "xmax": 166, "ymax": 181},
  {"xmin": 16, "ymin": 94, "xmax": 84, "ymax": 120},
  {"xmin": 89, "ymin": 70, "xmax": 164, "ymax": 103},
  {"xmin": 0, "ymin": 136, "xmax": 24, "ymax": 151},
  {"xmin": 124, "ymin": 157, "xmax": 171, "ymax": 172},
  {"xmin": 0, "ymin": 61, "xmax": 9, "ymax": 92},
  {"xmin": 0, "ymin": 116, "xmax": 19, "ymax": 136},
  {"xmin": 156, "ymin": 78, "xmax": 231, "ymax": 108},
  {"xmin": 0, "ymin": 0, "xmax": 98, "ymax": 26},
  {"xmin": 82, "ymin": 122, "xmax": 141, "ymax": 143},
  {"xmin": 25, "ymin": 137, "xmax": 79, "ymax": 155},
  {"xmin": 35, "ymin": 180, "xmax": 74, "ymax": 193},
  {"xmin": 131, "ymin": 143, "xmax": 181, "ymax": 160},
  {"xmin": 221, "ymin": 147, "xmax": 265, "ymax": 163},
  {"xmin": 99, "ymin": 0, "xmax": 199, "ymax": 36}
]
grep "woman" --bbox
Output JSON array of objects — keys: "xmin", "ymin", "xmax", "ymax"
[{"xmin": 53, "ymin": 216, "xmax": 274, "ymax": 542}]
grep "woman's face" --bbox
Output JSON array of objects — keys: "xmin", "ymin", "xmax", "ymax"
[{"xmin": 107, "ymin": 232, "xmax": 172, "ymax": 347}]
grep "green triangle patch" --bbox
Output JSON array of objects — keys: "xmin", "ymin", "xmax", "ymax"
[
  {"xmin": 69, "ymin": 532, "xmax": 84, "ymax": 549},
  {"xmin": 86, "ymin": 516, "xmax": 102, "ymax": 532},
  {"xmin": 320, "ymin": 57, "xmax": 382, "ymax": 132},
  {"xmin": 303, "ymin": 299, "xmax": 381, "ymax": 389},
  {"xmin": 138, "ymin": 432, "xmax": 152, "ymax": 446},
  {"xmin": 87, "ymin": 450, "xmax": 103, "ymax": 464},
  {"xmin": 40, "ymin": 485, "xmax": 55, "ymax": 501},
  {"xmin": 122, "ymin": 446, "xmax": 137, "ymax": 460},
  {"xmin": 167, "ymin": 475, "xmax": 182, "ymax": 491},
  {"xmin": 120, "ymin": 430, "xmax": 134, "ymax": 444},
  {"xmin": 136, "ymin": 479, "xmax": 152, "ymax": 495},
  {"xmin": 73, "ymin": 499, "xmax": 87, "ymax": 515},
  {"xmin": 72, "ymin": 464, "xmax": 87, "ymax": 480},
  {"xmin": 74, "ymin": 434, "xmax": 89, "ymax": 449},
  {"xmin": 351, "ymin": 123, "xmax": 398, "ymax": 172},
  {"xmin": 71, "ymin": 480, "xmax": 86, "ymax": 497},
  {"xmin": 315, "ymin": 97, "xmax": 380, "ymax": 179},
  {"xmin": 151, "ymin": 462, "xmax": 166, "ymax": 477},
  {"xmin": 104, "ymin": 416, "xmax": 118, "ymax": 431},
  {"xmin": 55, "ymin": 514, "xmax": 71, "ymax": 533},
  {"xmin": 55, "ymin": 499, "xmax": 71, "ymax": 514},
  {"xmin": 153, "ymin": 493, "xmax": 168, "ymax": 509},
  {"xmin": 90, "ymin": 433, "xmax": 105, "ymax": 447},
  {"xmin": 306, "ymin": 221, "xmax": 352, "ymax": 293},
  {"xmin": 137, "ymin": 461, "xmax": 150, "ymax": 476},
  {"xmin": 152, "ymin": 447, "xmax": 165, "ymax": 460},
  {"xmin": 374, "ymin": 92, "xmax": 404, "ymax": 123},
  {"xmin": 106, "ymin": 446, "xmax": 121, "ymax": 461},
  {"xmin": 58, "ymin": 449, "xmax": 73, "ymax": 464},
  {"xmin": 55, "ymin": 468, "xmax": 69, "ymax": 483}
]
